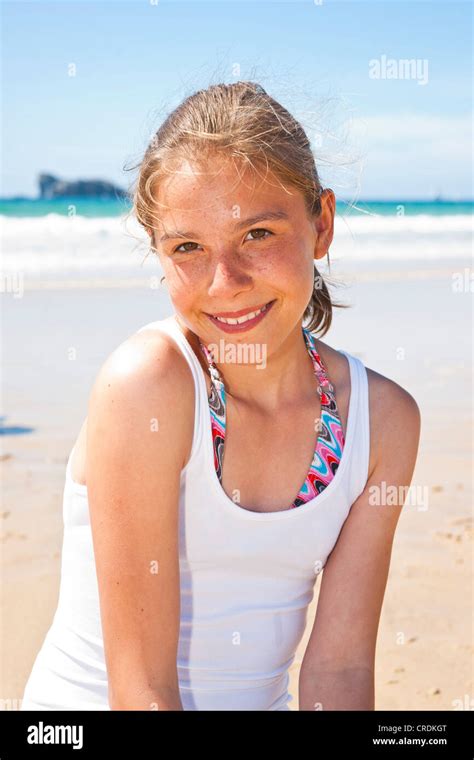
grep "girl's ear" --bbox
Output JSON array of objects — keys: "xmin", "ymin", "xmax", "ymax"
[{"xmin": 313, "ymin": 189, "xmax": 335, "ymax": 261}]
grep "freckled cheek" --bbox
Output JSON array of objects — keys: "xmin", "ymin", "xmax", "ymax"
[
  {"xmin": 163, "ymin": 248, "xmax": 311, "ymax": 303},
  {"xmin": 163, "ymin": 260, "xmax": 208, "ymax": 311},
  {"xmin": 256, "ymin": 249, "xmax": 311, "ymax": 295}
]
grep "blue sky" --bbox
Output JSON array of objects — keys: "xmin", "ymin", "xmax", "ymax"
[{"xmin": 2, "ymin": 0, "xmax": 472, "ymax": 199}]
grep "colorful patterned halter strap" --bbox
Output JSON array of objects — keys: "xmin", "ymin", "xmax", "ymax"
[{"xmin": 198, "ymin": 326, "xmax": 345, "ymax": 509}]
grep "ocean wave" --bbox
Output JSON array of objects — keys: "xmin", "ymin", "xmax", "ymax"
[
  {"xmin": 0, "ymin": 213, "xmax": 472, "ymax": 276},
  {"xmin": 1, "ymin": 212, "xmax": 472, "ymax": 235}
]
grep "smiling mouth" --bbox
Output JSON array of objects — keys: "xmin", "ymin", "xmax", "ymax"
[{"xmin": 207, "ymin": 301, "xmax": 275, "ymax": 325}]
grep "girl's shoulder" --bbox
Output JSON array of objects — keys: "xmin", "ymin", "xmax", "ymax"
[
  {"xmin": 70, "ymin": 320, "xmax": 195, "ymax": 488},
  {"xmin": 119, "ymin": 317, "xmax": 196, "ymax": 381},
  {"xmin": 95, "ymin": 318, "xmax": 196, "ymax": 410},
  {"xmin": 315, "ymin": 336, "xmax": 420, "ymax": 414},
  {"xmin": 315, "ymin": 337, "xmax": 421, "ymax": 480}
]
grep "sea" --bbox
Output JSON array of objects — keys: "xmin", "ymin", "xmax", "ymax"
[{"xmin": 1, "ymin": 197, "xmax": 472, "ymax": 289}]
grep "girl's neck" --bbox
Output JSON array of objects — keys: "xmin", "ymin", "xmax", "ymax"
[{"xmin": 176, "ymin": 315, "xmax": 319, "ymax": 412}]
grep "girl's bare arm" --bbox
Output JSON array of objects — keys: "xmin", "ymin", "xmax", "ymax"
[
  {"xmin": 86, "ymin": 331, "xmax": 194, "ymax": 710},
  {"xmin": 299, "ymin": 375, "xmax": 421, "ymax": 710}
]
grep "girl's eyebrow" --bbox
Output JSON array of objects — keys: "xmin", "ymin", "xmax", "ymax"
[{"xmin": 159, "ymin": 210, "xmax": 290, "ymax": 242}]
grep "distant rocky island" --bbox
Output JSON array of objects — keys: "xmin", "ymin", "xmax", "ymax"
[{"xmin": 38, "ymin": 173, "xmax": 127, "ymax": 200}]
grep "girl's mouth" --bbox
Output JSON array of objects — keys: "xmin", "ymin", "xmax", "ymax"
[{"xmin": 205, "ymin": 300, "xmax": 276, "ymax": 333}]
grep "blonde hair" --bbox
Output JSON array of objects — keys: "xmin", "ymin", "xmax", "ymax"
[{"xmin": 127, "ymin": 81, "xmax": 349, "ymax": 337}]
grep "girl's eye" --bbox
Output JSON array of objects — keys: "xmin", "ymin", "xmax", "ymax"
[
  {"xmin": 246, "ymin": 228, "xmax": 272, "ymax": 241},
  {"xmin": 174, "ymin": 241, "xmax": 201, "ymax": 253},
  {"xmin": 173, "ymin": 228, "xmax": 272, "ymax": 253}
]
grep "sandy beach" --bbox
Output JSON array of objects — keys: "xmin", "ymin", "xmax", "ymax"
[{"xmin": 1, "ymin": 252, "xmax": 472, "ymax": 711}]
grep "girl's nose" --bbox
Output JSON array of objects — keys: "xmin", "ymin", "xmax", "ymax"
[{"xmin": 207, "ymin": 255, "xmax": 253, "ymax": 297}]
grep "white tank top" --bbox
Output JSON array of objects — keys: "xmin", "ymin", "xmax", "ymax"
[{"xmin": 21, "ymin": 315, "xmax": 370, "ymax": 711}]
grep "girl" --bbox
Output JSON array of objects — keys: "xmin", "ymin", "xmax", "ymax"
[{"xmin": 21, "ymin": 81, "xmax": 420, "ymax": 711}]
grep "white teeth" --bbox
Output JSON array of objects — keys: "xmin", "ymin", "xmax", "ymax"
[{"xmin": 214, "ymin": 304, "xmax": 268, "ymax": 325}]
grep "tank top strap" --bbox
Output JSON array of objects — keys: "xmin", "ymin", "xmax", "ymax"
[
  {"xmin": 337, "ymin": 349, "xmax": 371, "ymax": 500},
  {"xmin": 139, "ymin": 316, "xmax": 208, "ymax": 469}
]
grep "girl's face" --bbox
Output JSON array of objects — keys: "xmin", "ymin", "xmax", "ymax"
[{"xmin": 151, "ymin": 154, "xmax": 334, "ymax": 348}]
